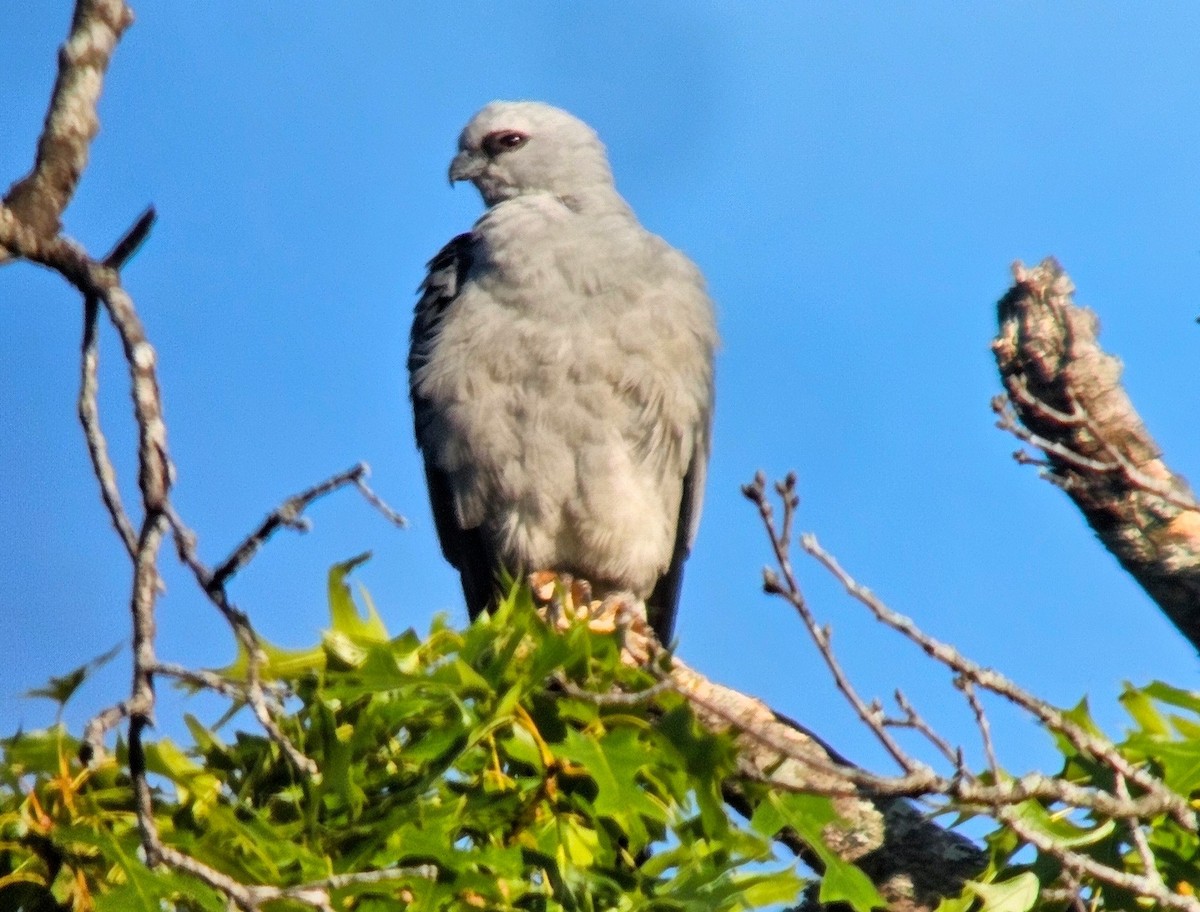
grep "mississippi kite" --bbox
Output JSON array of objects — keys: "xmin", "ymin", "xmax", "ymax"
[{"xmin": 409, "ymin": 101, "xmax": 716, "ymax": 641}]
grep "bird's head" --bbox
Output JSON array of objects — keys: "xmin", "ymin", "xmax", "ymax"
[{"xmin": 449, "ymin": 101, "xmax": 616, "ymax": 208}]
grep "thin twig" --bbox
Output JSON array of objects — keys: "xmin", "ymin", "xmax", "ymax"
[
  {"xmin": 151, "ymin": 660, "xmax": 288, "ymax": 704},
  {"xmin": 744, "ymin": 473, "xmax": 922, "ymax": 775},
  {"xmin": 799, "ymin": 531, "xmax": 1196, "ymax": 830},
  {"xmin": 1115, "ymin": 773, "xmax": 1164, "ymax": 890},
  {"xmin": 78, "ymin": 293, "xmax": 137, "ymax": 557},
  {"xmin": 1007, "ymin": 378, "xmax": 1200, "ymax": 512},
  {"xmin": 886, "ymin": 690, "xmax": 960, "ymax": 769},
  {"xmin": 353, "ymin": 467, "xmax": 407, "ymax": 528},
  {"xmin": 77, "ymin": 208, "xmax": 159, "ymax": 561},
  {"xmin": 994, "ymin": 397, "xmax": 1121, "ymax": 473},
  {"xmin": 956, "ymin": 677, "xmax": 1000, "ymax": 782},
  {"xmin": 210, "ymin": 463, "xmax": 371, "ymax": 591},
  {"xmin": 555, "ymin": 675, "xmax": 674, "ymax": 706}
]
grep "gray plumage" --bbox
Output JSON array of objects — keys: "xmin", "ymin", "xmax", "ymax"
[{"xmin": 409, "ymin": 101, "xmax": 716, "ymax": 641}]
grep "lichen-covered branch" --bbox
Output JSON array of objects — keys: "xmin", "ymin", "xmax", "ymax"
[
  {"xmin": 993, "ymin": 258, "xmax": 1200, "ymax": 652},
  {"xmin": 2, "ymin": 0, "xmax": 134, "ymax": 248},
  {"xmin": 612, "ymin": 605, "xmax": 986, "ymax": 911}
]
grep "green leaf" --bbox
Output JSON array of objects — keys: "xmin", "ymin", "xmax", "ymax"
[
  {"xmin": 1125, "ymin": 738, "xmax": 1200, "ymax": 794},
  {"xmin": 1059, "ymin": 698, "xmax": 1105, "ymax": 738},
  {"xmin": 1140, "ymin": 681, "xmax": 1200, "ymax": 715},
  {"xmin": 560, "ymin": 815, "xmax": 600, "ymax": 866},
  {"xmin": 967, "ymin": 872, "xmax": 1040, "ymax": 912},
  {"xmin": 24, "ymin": 642, "xmax": 122, "ymax": 710},
  {"xmin": 61, "ymin": 825, "xmax": 173, "ymax": 911},
  {"xmin": 1169, "ymin": 714, "xmax": 1200, "ymax": 740},
  {"xmin": 1, "ymin": 726, "xmax": 77, "ymax": 776},
  {"xmin": 558, "ymin": 727, "xmax": 662, "ymax": 847},
  {"xmin": 218, "ymin": 635, "xmax": 326, "ymax": 681},
  {"xmin": 1008, "ymin": 800, "xmax": 1115, "ymax": 848},
  {"xmin": 328, "ymin": 552, "xmax": 389, "ymax": 643},
  {"xmin": 762, "ymin": 793, "xmax": 884, "ymax": 912},
  {"xmin": 728, "ymin": 869, "xmax": 806, "ymax": 909},
  {"xmin": 143, "ymin": 738, "xmax": 224, "ymax": 815},
  {"xmin": 657, "ymin": 704, "xmax": 733, "ymax": 839},
  {"xmin": 1121, "ymin": 682, "xmax": 1171, "ymax": 737}
]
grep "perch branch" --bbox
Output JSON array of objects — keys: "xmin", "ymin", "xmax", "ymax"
[{"xmin": 616, "ymin": 603, "xmax": 987, "ymax": 910}]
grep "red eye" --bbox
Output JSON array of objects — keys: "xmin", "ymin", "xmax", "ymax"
[{"xmin": 482, "ymin": 130, "xmax": 529, "ymax": 157}]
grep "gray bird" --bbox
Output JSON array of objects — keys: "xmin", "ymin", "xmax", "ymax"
[{"xmin": 409, "ymin": 101, "xmax": 716, "ymax": 642}]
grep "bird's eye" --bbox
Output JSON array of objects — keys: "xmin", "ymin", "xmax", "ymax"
[{"xmin": 482, "ymin": 130, "xmax": 529, "ymax": 157}]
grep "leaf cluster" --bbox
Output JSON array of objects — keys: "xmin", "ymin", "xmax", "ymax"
[
  {"xmin": 944, "ymin": 683, "xmax": 1200, "ymax": 912},
  {"xmin": 0, "ymin": 564, "xmax": 807, "ymax": 911}
]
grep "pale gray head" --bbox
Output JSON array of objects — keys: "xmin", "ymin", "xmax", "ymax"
[{"xmin": 448, "ymin": 101, "xmax": 616, "ymax": 208}]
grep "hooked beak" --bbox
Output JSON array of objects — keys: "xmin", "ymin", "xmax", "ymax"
[{"xmin": 448, "ymin": 150, "xmax": 484, "ymax": 185}]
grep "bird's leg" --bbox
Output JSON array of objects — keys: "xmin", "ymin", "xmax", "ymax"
[
  {"xmin": 590, "ymin": 591, "xmax": 648, "ymax": 635},
  {"xmin": 529, "ymin": 570, "xmax": 587, "ymax": 631},
  {"xmin": 528, "ymin": 571, "xmax": 648, "ymax": 635}
]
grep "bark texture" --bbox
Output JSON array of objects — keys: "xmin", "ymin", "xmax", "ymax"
[
  {"xmin": 2, "ymin": 0, "xmax": 133, "ymax": 246},
  {"xmin": 993, "ymin": 258, "xmax": 1200, "ymax": 652},
  {"xmin": 621, "ymin": 631, "xmax": 986, "ymax": 911}
]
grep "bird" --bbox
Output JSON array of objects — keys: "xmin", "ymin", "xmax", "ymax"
[{"xmin": 408, "ymin": 101, "xmax": 716, "ymax": 643}]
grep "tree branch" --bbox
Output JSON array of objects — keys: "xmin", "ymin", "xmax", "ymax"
[
  {"xmin": 993, "ymin": 258, "xmax": 1200, "ymax": 651},
  {"xmin": 2, "ymin": 0, "xmax": 134, "ymax": 248},
  {"xmin": 615, "ymin": 610, "xmax": 987, "ymax": 911},
  {"xmin": 77, "ymin": 207, "xmax": 157, "ymax": 561},
  {"xmin": 726, "ymin": 473, "xmax": 1197, "ymax": 910}
]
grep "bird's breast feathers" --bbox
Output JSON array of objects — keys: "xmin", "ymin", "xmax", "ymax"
[{"xmin": 411, "ymin": 195, "xmax": 715, "ymax": 594}]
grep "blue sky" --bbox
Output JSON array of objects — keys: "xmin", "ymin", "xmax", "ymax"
[{"xmin": 3, "ymin": 4, "xmax": 1199, "ymax": 784}]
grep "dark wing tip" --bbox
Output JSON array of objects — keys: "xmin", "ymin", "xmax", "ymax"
[{"xmin": 409, "ymin": 232, "xmax": 498, "ymax": 620}]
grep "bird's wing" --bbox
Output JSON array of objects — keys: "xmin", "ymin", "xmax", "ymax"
[
  {"xmin": 409, "ymin": 233, "xmax": 497, "ymax": 616},
  {"xmin": 647, "ymin": 400, "xmax": 711, "ymax": 645}
]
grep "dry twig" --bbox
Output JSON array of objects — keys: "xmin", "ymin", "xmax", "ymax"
[
  {"xmin": 2, "ymin": 3, "xmax": 411, "ymax": 906},
  {"xmin": 742, "ymin": 473, "xmax": 1197, "ymax": 911}
]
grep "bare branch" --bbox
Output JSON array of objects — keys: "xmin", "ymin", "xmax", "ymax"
[
  {"xmin": 743, "ymin": 473, "xmax": 920, "ymax": 774},
  {"xmin": 77, "ymin": 208, "xmax": 159, "ymax": 561},
  {"xmin": 734, "ymin": 472, "xmax": 1200, "ymax": 907},
  {"xmin": 2, "ymin": 0, "xmax": 134, "ymax": 246},
  {"xmin": 993, "ymin": 258, "xmax": 1200, "ymax": 651},
  {"xmin": 210, "ymin": 462, "xmax": 375, "ymax": 591},
  {"xmin": 799, "ymin": 531, "xmax": 1196, "ymax": 830}
]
